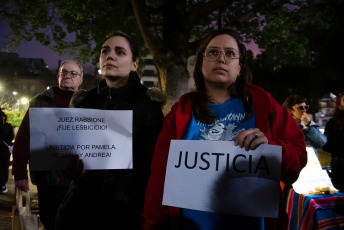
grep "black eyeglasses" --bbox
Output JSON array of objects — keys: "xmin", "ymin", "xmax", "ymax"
[
  {"xmin": 297, "ymin": 105, "xmax": 309, "ymax": 111},
  {"xmin": 204, "ymin": 47, "xmax": 240, "ymax": 62},
  {"xmin": 59, "ymin": 70, "xmax": 81, "ymax": 78}
]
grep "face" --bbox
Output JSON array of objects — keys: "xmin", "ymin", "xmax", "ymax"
[
  {"xmin": 201, "ymin": 34, "xmax": 241, "ymax": 89},
  {"xmin": 339, "ymin": 95, "xmax": 344, "ymax": 110},
  {"xmin": 99, "ymin": 36, "xmax": 138, "ymax": 88},
  {"xmin": 58, "ymin": 61, "xmax": 83, "ymax": 92},
  {"xmin": 290, "ymin": 102, "xmax": 308, "ymax": 120}
]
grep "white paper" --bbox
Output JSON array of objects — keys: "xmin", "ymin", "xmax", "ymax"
[
  {"xmin": 292, "ymin": 147, "xmax": 336, "ymax": 194},
  {"xmin": 163, "ymin": 140, "xmax": 282, "ymax": 218},
  {"xmin": 29, "ymin": 108, "xmax": 132, "ymax": 170}
]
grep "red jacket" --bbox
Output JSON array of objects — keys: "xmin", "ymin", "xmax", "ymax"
[
  {"xmin": 12, "ymin": 87, "xmax": 74, "ymax": 186},
  {"xmin": 142, "ymin": 85, "xmax": 307, "ymax": 230}
]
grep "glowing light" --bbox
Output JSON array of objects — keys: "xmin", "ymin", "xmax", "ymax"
[{"xmin": 20, "ymin": 97, "xmax": 29, "ymax": 105}]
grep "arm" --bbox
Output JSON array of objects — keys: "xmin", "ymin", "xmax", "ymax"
[
  {"xmin": 249, "ymin": 85, "xmax": 307, "ymax": 185},
  {"xmin": 267, "ymin": 100, "xmax": 308, "ymax": 185},
  {"xmin": 141, "ymin": 109, "xmax": 176, "ymax": 230},
  {"xmin": 12, "ymin": 111, "xmax": 30, "ymax": 189},
  {"xmin": 303, "ymin": 124, "xmax": 327, "ymax": 149}
]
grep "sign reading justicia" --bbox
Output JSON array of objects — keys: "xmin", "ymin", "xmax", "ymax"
[{"xmin": 163, "ymin": 140, "xmax": 282, "ymax": 218}]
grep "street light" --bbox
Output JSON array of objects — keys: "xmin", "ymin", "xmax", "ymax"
[{"xmin": 20, "ymin": 97, "xmax": 28, "ymax": 105}]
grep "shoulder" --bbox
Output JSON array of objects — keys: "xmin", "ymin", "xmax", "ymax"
[
  {"xmin": 248, "ymin": 84, "xmax": 273, "ymax": 100},
  {"xmin": 73, "ymin": 87, "xmax": 99, "ymax": 108},
  {"xmin": 169, "ymin": 92, "xmax": 195, "ymax": 114},
  {"xmin": 29, "ymin": 87, "xmax": 55, "ymax": 107},
  {"xmin": 145, "ymin": 87, "xmax": 167, "ymax": 107},
  {"xmin": 248, "ymin": 84, "xmax": 278, "ymax": 110},
  {"xmin": 69, "ymin": 89, "xmax": 88, "ymax": 108}
]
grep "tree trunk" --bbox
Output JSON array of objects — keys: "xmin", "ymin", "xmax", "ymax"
[{"xmin": 155, "ymin": 58, "xmax": 190, "ymax": 114}]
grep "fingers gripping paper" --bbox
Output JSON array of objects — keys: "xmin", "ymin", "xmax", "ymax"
[
  {"xmin": 29, "ymin": 108, "xmax": 133, "ymax": 170},
  {"xmin": 163, "ymin": 140, "xmax": 282, "ymax": 218}
]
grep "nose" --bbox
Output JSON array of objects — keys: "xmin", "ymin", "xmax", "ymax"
[
  {"xmin": 218, "ymin": 51, "xmax": 226, "ymax": 63},
  {"xmin": 106, "ymin": 49, "xmax": 116, "ymax": 60},
  {"xmin": 65, "ymin": 72, "xmax": 73, "ymax": 78}
]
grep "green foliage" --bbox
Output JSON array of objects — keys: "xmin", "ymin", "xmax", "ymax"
[
  {"xmin": 252, "ymin": 0, "xmax": 344, "ymax": 107},
  {"xmin": 1, "ymin": 0, "xmax": 343, "ymax": 107},
  {"xmin": 2, "ymin": 109, "xmax": 25, "ymax": 127}
]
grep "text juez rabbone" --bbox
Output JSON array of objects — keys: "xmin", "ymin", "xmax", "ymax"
[
  {"xmin": 57, "ymin": 116, "xmax": 107, "ymax": 131},
  {"xmin": 58, "ymin": 117, "xmax": 106, "ymax": 123}
]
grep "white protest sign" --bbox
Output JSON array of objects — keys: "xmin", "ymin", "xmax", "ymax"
[
  {"xmin": 163, "ymin": 140, "xmax": 282, "ymax": 218},
  {"xmin": 29, "ymin": 108, "xmax": 132, "ymax": 170}
]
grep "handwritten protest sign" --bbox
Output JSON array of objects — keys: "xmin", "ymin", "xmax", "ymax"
[
  {"xmin": 163, "ymin": 140, "xmax": 282, "ymax": 218},
  {"xmin": 29, "ymin": 108, "xmax": 132, "ymax": 170}
]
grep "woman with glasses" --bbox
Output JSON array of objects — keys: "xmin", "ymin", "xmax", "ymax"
[
  {"xmin": 282, "ymin": 94, "xmax": 327, "ymax": 150},
  {"xmin": 142, "ymin": 28, "xmax": 307, "ymax": 230}
]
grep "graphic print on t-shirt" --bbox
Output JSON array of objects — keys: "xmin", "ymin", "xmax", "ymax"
[
  {"xmin": 199, "ymin": 117, "xmax": 244, "ymax": 141},
  {"xmin": 183, "ymin": 98, "xmax": 256, "ymax": 142}
]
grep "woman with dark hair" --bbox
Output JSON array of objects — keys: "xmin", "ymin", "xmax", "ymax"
[
  {"xmin": 323, "ymin": 92, "xmax": 344, "ymax": 192},
  {"xmin": 55, "ymin": 31, "xmax": 165, "ymax": 229},
  {"xmin": 141, "ymin": 28, "xmax": 307, "ymax": 230}
]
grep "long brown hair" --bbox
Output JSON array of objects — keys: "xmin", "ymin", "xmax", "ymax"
[{"xmin": 193, "ymin": 28, "xmax": 252, "ymax": 124}]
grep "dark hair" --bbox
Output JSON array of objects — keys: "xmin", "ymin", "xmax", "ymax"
[
  {"xmin": 332, "ymin": 92, "xmax": 344, "ymax": 129},
  {"xmin": 102, "ymin": 31, "xmax": 140, "ymax": 62},
  {"xmin": 282, "ymin": 94, "xmax": 306, "ymax": 110},
  {"xmin": 193, "ymin": 28, "xmax": 252, "ymax": 124}
]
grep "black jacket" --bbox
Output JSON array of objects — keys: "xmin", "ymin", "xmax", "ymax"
[
  {"xmin": 323, "ymin": 110, "xmax": 344, "ymax": 158},
  {"xmin": 56, "ymin": 75, "xmax": 165, "ymax": 230}
]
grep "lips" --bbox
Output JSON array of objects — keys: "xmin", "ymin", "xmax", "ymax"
[
  {"xmin": 212, "ymin": 67, "xmax": 227, "ymax": 72},
  {"xmin": 103, "ymin": 63, "xmax": 117, "ymax": 68}
]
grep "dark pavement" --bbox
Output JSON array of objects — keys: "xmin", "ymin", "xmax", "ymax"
[{"xmin": 0, "ymin": 164, "xmax": 43, "ymax": 230}]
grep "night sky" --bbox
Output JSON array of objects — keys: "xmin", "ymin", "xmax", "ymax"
[
  {"xmin": 0, "ymin": 19, "xmax": 260, "ymax": 71},
  {"xmin": 0, "ymin": 19, "xmax": 71, "ymax": 70}
]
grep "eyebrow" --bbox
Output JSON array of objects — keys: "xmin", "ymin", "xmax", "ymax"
[
  {"xmin": 60, "ymin": 68, "xmax": 79, "ymax": 73},
  {"xmin": 101, "ymin": 45, "xmax": 127, "ymax": 51},
  {"xmin": 207, "ymin": 46, "xmax": 239, "ymax": 50}
]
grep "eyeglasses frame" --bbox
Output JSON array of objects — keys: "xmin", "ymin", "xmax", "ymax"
[
  {"xmin": 59, "ymin": 70, "xmax": 81, "ymax": 78},
  {"xmin": 203, "ymin": 47, "xmax": 240, "ymax": 62}
]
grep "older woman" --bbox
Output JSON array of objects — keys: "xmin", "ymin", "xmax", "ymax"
[{"xmin": 141, "ymin": 28, "xmax": 307, "ymax": 230}]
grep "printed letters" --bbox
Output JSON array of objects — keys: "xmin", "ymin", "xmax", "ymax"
[{"xmin": 174, "ymin": 151, "xmax": 270, "ymax": 175}]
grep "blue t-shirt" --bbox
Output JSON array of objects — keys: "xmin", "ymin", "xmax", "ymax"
[{"xmin": 182, "ymin": 98, "xmax": 264, "ymax": 230}]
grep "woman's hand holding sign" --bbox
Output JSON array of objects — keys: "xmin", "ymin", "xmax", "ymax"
[
  {"xmin": 234, "ymin": 128, "xmax": 268, "ymax": 151},
  {"xmin": 66, "ymin": 154, "xmax": 85, "ymax": 179}
]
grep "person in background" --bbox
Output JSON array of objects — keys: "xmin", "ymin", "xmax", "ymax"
[
  {"xmin": 322, "ymin": 91, "xmax": 344, "ymax": 191},
  {"xmin": 282, "ymin": 94, "xmax": 327, "ymax": 150},
  {"xmin": 12, "ymin": 59, "xmax": 83, "ymax": 230},
  {"xmin": 141, "ymin": 28, "xmax": 307, "ymax": 230},
  {"xmin": 0, "ymin": 110, "xmax": 14, "ymax": 194},
  {"xmin": 55, "ymin": 31, "xmax": 165, "ymax": 230}
]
